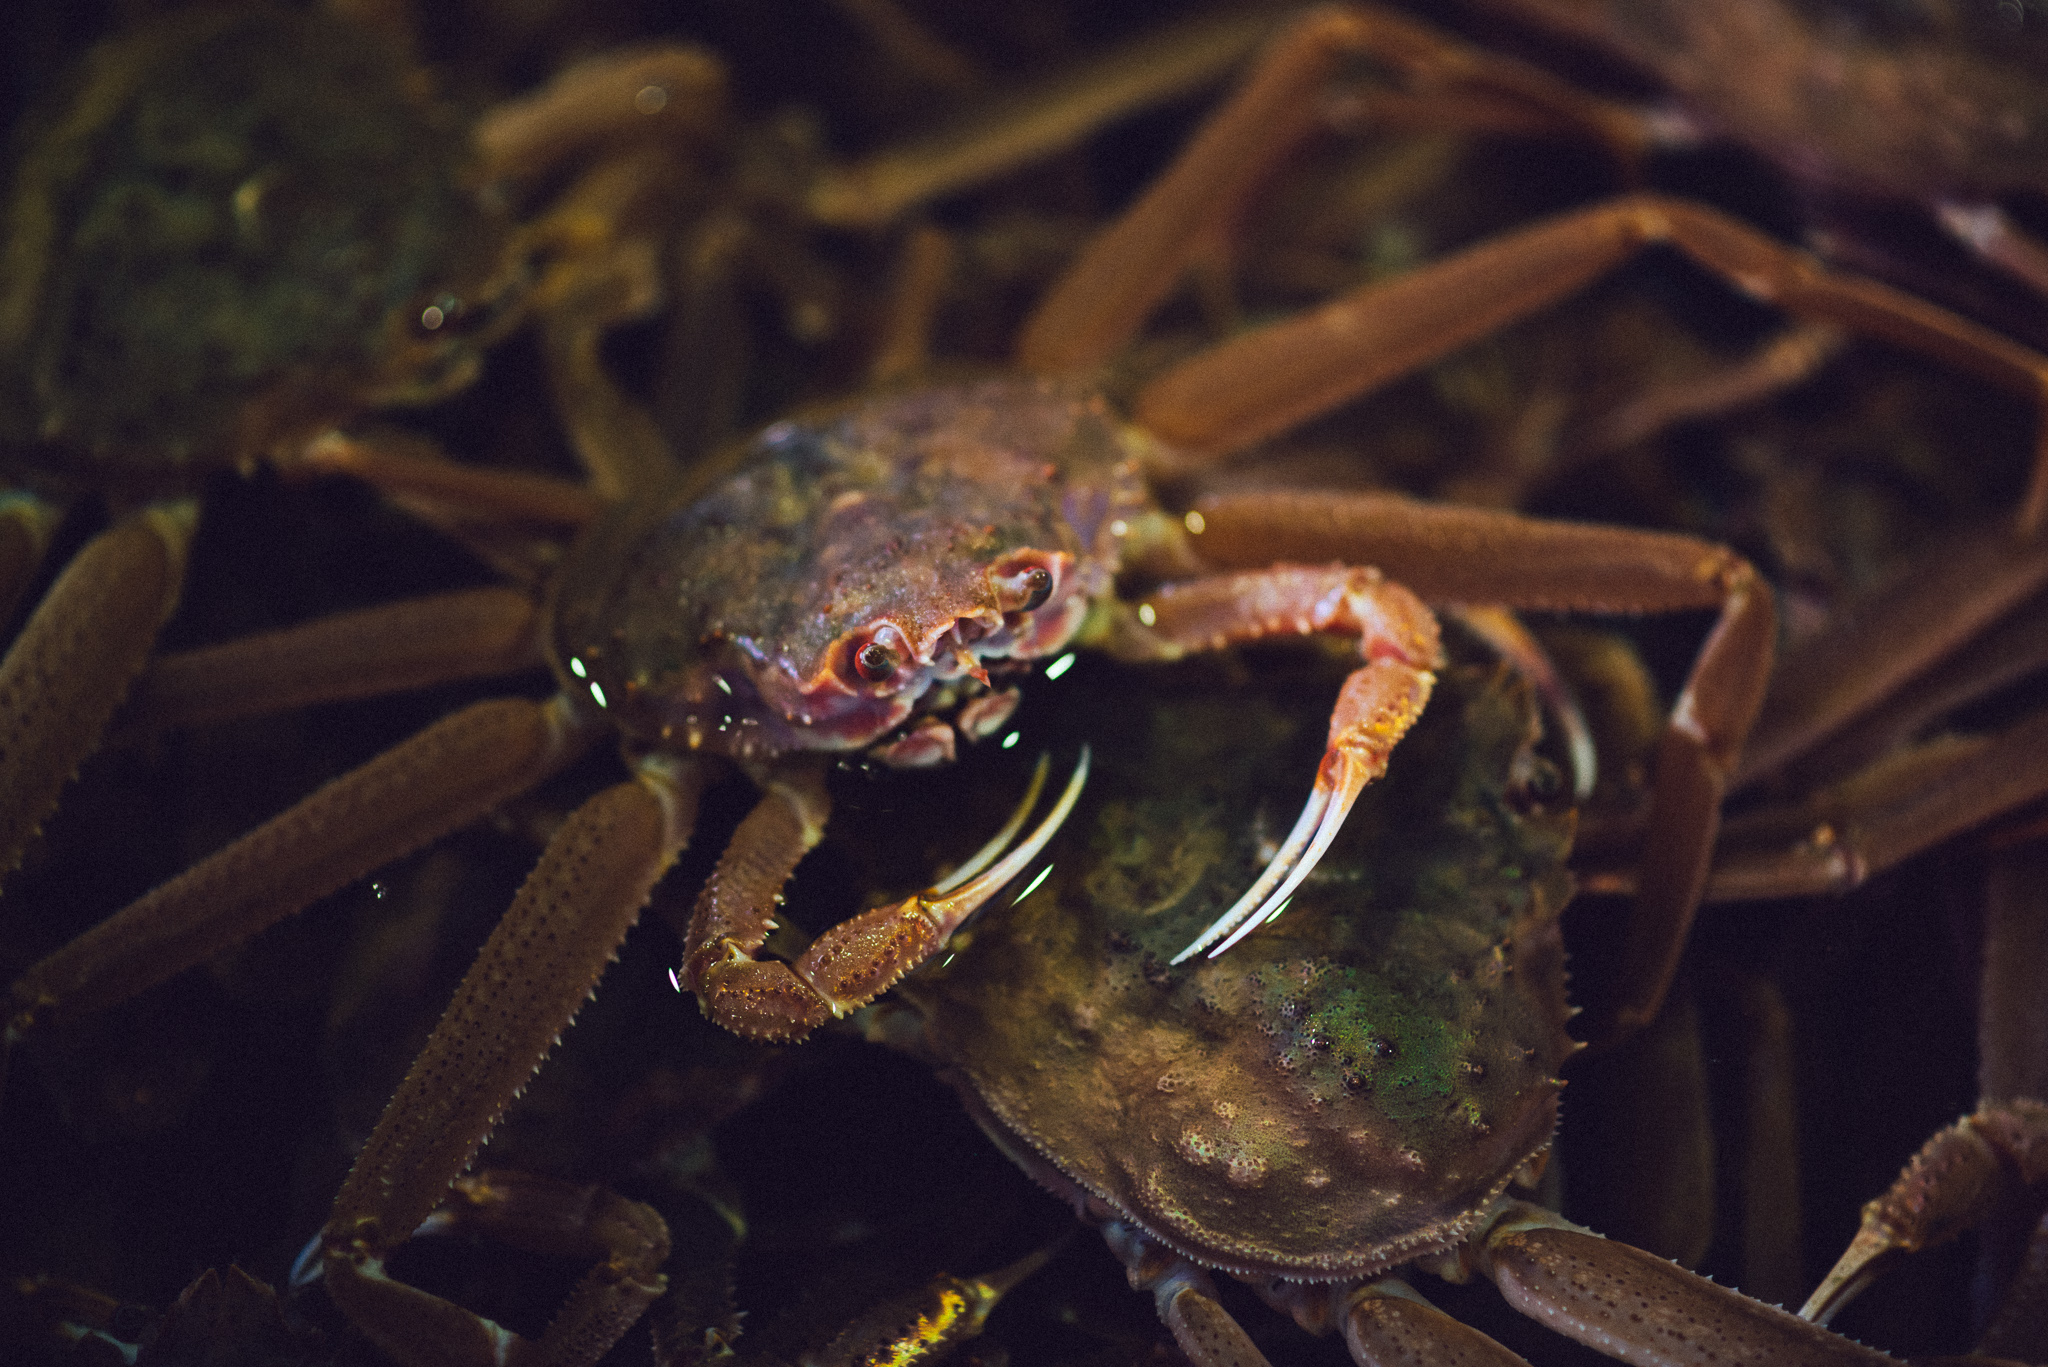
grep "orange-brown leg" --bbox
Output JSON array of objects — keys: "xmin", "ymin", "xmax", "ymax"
[
  {"xmin": 2, "ymin": 695, "xmax": 591, "ymax": 1087},
  {"xmin": 1748, "ymin": 586, "xmax": 2048, "ymax": 800},
  {"xmin": 296, "ymin": 430, "xmax": 600, "ymax": 530},
  {"xmin": 1133, "ymin": 195, "xmax": 2048, "ymax": 534},
  {"xmin": 471, "ymin": 45, "xmax": 728, "ymax": 187},
  {"xmin": 1088, "ymin": 564, "xmax": 1442, "ymax": 960},
  {"xmin": 1015, "ymin": 4, "xmax": 1658, "ymax": 375},
  {"xmin": 321, "ymin": 763, "xmax": 699, "ymax": 1367},
  {"xmin": 1472, "ymin": 1202, "xmax": 1899, "ymax": 1366},
  {"xmin": 1800, "ymin": 1099, "xmax": 2048, "ymax": 1332},
  {"xmin": 808, "ymin": 8, "xmax": 1278, "ymax": 231},
  {"xmin": 1734, "ymin": 521, "xmax": 2048, "ymax": 791},
  {"xmin": 1695, "ymin": 709, "xmax": 2048, "ymax": 902},
  {"xmin": 0, "ymin": 500, "xmax": 194, "ymax": 886},
  {"xmin": 685, "ymin": 752, "xmax": 1088, "ymax": 1042},
  {"xmin": 115, "ymin": 585, "xmax": 544, "ymax": 738},
  {"xmin": 1182, "ymin": 490, "xmax": 1775, "ymax": 1039}
]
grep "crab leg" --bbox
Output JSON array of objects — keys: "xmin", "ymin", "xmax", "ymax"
[
  {"xmin": 1137, "ymin": 193, "xmax": 2048, "ymax": 519},
  {"xmin": 1101, "ymin": 1220, "xmax": 1278, "ymax": 1367},
  {"xmin": 297, "ymin": 430, "xmax": 601, "ymax": 529},
  {"xmin": 1469, "ymin": 1202, "xmax": 1899, "ymax": 1366},
  {"xmin": 1017, "ymin": 5, "xmax": 1653, "ymax": 375},
  {"xmin": 322, "ymin": 761, "xmax": 700, "ymax": 1367},
  {"xmin": 4, "ymin": 695, "xmax": 592, "ymax": 1069},
  {"xmin": 1085, "ymin": 565, "xmax": 1439, "ymax": 961},
  {"xmin": 0, "ymin": 499, "xmax": 194, "ymax": 885},
  {"xmin": 1800, "ymin": 1100, "xmax": 2048, "ymax": 1329},
  {"xmin": 811, "ymin": 8, "xmax": 1276, "ymax": 230},
  {"xmin": 1697, "ymin": 708, "xmax": 2048, "ymax": 901},
  {"xmin": 685, "ymin": 749, "xmax": 1088, "ymax": 1042},
  {"xmin": 1180, "ymin": 493, "xmax": 1773, "ymax": 1038},
  {"xmin": 115, "ymin": 585, "xmax": 544, "ymax": 738},
  {"xmin": 473, "ymin": 45, "xmax": 726, "ymax": 186},
  {"xmin": 1340, "ymin": 1279, "xmax": 1534, "ymax": 1366},
  {"xmin": 1734, "ymin": 520, "xmax": 2048, "ymax": 791}
]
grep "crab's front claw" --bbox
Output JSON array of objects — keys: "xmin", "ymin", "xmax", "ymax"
[
  {"xmin": 694, "ymin": 749, "xmax": 1089, "ymax": 1043},
  {"xmin": 1175, "ymin": 659, "xmax": 1434, "ymax": 962}
]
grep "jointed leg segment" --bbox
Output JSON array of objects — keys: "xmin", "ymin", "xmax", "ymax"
[
  {"xmin": 1176, "ymin": 492, "xmax": 1774, "ymax": 1034},
  {"xmin": 682, "ymin": 750, "xmax": 1090, "ymax": 1043},
  {"xmin": 1104, "ymin": 564, "xmax": 1441, "ymax": 961}
]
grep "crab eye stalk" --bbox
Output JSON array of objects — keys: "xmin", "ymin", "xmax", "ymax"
[
  {"xmin": 855, "ymin": 639, "xmax": 900, "ymax": 682},
  {"xmin": 1020, "ymin": 566, "xmax": 1053, "ymax": 612}
]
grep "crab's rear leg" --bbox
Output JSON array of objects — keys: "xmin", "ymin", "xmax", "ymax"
[
  {"xmin": 320, "ymin": 762, "xmax": 700, "ymax": 1367},
  {"xmin": 1799, "ymin": 1101, "xmax": 2048, "ymax": 1333},
  {"xmin": 1181, "ymin": 493, "xmax": 1774, "ymax": 1040},
  {"xmin": 683, "ymin": 751, "xmax": 1089, "ymax": 1043}
]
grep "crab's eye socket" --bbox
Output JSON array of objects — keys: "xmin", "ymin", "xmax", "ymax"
[
  {"xmin": 855, "ymin": 639, "xmax": 900, "ymax": 682},
  {"xmin": 1020, "ymin": 567, "xmax": 1053, "ymax": 612}
]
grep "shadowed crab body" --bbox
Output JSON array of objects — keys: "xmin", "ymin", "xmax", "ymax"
[
  {"xmin": 893, "ymin": 660, "xmax": 1575, "ymax": 1285},
  {"xmin": 552, "ymin": 381, "xmax": 1145, "ymax": 766},
  {"xmin": 0, "ymin": 5, "xmax": 511, "ymax": 487}
]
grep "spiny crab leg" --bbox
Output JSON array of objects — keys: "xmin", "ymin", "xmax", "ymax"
[
  {"xmin": 1799, "ymin": 1098, "xmax": 2048, "ymax": 1329},
  {"xmin": 930, "ymin": 752, "xmax": 1052, "ymax": 895}
]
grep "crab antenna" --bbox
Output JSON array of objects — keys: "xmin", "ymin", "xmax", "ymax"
[
  {"xmin": 921, "ymin": 746, "xmax": 1090, "ymax": 933},
  {"xmin": 930, "ymin": 752, "xmax": 1051, "ymax": 894},
  {"xmin": 1172, "ymin": 747, "xmax": 1380, "ymax": 963}
]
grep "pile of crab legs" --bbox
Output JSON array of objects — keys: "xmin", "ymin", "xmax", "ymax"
[{"xmin": 3, "ymin": 1, "xmax": 2048, "ymax": 1364}]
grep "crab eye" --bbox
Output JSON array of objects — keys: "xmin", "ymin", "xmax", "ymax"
[
  {"xmin": 990, "ymin": 556, "xmax": 1062, "ymax": 615},
  {"xmin": 1020, "ymin": 567, "xmax": 1053, "ymax": 612},
  {"xmin": 855, "ymin": 639, "xmax": 899, "ymax": 682}
]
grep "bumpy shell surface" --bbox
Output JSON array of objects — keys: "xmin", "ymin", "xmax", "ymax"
[{"xmin": 902, "ymin": 656, "xmax": 1577, "ymax": 1279}]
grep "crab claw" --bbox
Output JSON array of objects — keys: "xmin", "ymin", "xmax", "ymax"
[
  {"xmin": 1173, "ymin": 661, "xmax": 1433, "ymax": 964},
  {"xmin": 698, "ymin": 749, "xmax": 1088, "ymax": 1041}
]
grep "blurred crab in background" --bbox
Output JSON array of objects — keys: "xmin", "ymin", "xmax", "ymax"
[
  {"xmin": 0, "ymin": 0, "xmax": 756, "ymax": 922},
  {"xmin": 6, "ymin": 1, "xmax": 2048, "ymax": 1365}
]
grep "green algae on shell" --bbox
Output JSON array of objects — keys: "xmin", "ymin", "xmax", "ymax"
[
  {"xmin": 0, "ymin": 4, "xmax": 513, "ymax": 484},
  {"xmin": 902, "ymin": 654, "xmax": 1577, "ymax": 1279}
]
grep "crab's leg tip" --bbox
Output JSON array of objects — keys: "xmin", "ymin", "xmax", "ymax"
[
  {"xmin": 1170, "ymin": 782, "xmax": 1329, "ymax": 965},
  {"xmin": 931, "ymin": 751, "xmax": 1053, "ymax": 894}
]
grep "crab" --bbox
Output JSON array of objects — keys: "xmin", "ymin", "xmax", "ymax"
[
  {"xmin": 11, "ymin": 4, "xmax": 2048, "ymax": 1364},
  {"xmin": 1464, "ymin": 0, "xmax": 2048, "ymax": 336},
  {"xmin": 0, "ymin": 0, "xmax": 1268, "ymax": 928},
  {"xmin": 0, "ymin": 0, "xmax": 751, "ymax": 895}
]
